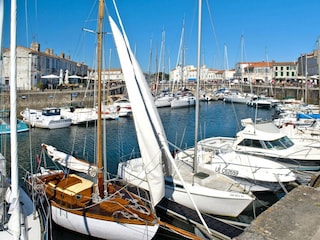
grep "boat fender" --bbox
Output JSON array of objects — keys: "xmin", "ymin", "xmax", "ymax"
[{"xmin": 89, "ymin": 167, "xmax": 97, "ymax": 178}]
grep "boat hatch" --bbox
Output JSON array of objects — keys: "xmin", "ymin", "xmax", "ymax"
[{"xmin": 194, "ymin": 172, "xmax": 209, "ymax": 179}]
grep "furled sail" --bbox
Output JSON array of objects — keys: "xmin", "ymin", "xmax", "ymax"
[
  {"xmin": 42, "ymin": 144, "xmax": 98, "ymax": 177},
  {"xmin": 109, "ymin": 17, "xmax": 165, "ymax": 206}
]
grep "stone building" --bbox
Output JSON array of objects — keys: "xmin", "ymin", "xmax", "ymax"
[
  {"xmin": 2, "ymin": 42, "xmax": 88, "ymax": 90},
  {"xmin": 297, "ymin": 50, "xmax": 320, "ymax": 85},
  {"xmin": 272, "ymin": 61, "xmax": 297, "ymax": 83}
]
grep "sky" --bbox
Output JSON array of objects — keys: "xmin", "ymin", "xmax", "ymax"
[{"xmin": 3, "ymin": 0, "xmax": 320, "ymax": 73}]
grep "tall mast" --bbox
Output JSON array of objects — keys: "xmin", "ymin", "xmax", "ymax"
[
  {"xmin": 97, "ymin": 0, "xmax": 104, "ymax": 198},
  {"xmin": 9, "ymin": 0, "xmax": 21, "ymax": 237},
  {"xmin": 193, "ymin": 0, "xmax": 202, "ymax": 175}
]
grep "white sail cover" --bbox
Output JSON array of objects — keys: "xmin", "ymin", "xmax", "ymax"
[
  {"xmin": 109, "ymin": 17, "xmax": 165, "ymax": 206},
  {"xmin": 42, "ymin": 144, "xmax": 98, "ymax": 177}
]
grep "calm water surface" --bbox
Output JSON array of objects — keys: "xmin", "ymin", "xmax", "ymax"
[{"xmin": 1, "ymin": 101, "xmax": 274, "ymax": 239}]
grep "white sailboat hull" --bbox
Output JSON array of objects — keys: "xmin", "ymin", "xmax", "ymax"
[
  {"xmin": 165, "ymin": 179, "xmax": 253, "ymax": 217},
  {"xmin": 60, "ymin": 107, "xmax": 97, "ymax": 125},
  {"xmin": 51, "ymin": 205, "xmax": 159, "ymax": 240},
  {"xmin": 171, "ymin": 96, "xmax": 196, "ymax": 108},
  {"xmin": 155, "ymin": 96, "xmax": 174, "ymax": 108},
  {"xmin": 118, "ymin": 159, "xmax": 254, "ymax": 217},
  {"xmin": 0, "ymin": 180, "xmax": 43, "ymax": 240}
]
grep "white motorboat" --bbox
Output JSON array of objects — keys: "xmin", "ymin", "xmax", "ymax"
[
  {"xmin": 20, "ymin": 107, "xmax": 72, "ymax": 129},
  {"xmin": 278, "ymin": 122, "xmax": 320, "ymax": 148},
  {"xmin": 218, "ymin": 118, "xmax": 320, "ymax": 171},
  {"xmin": 247, "ymin": 96, "xmax": 272, "ymax": 109},
  {"xmin": 176, "ymin": 137, "xmax": 297, "ymax": 192}
]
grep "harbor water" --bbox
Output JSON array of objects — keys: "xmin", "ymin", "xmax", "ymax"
[{"xmin": 1, "ymin": 101, "xmax": 274, "ymax": 239}]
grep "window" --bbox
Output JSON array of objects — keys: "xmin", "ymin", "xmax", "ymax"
[
  {"xmin": 263, "ymin": 136, "xmax": 294, "ymax": 150},
  {"xmin": 238, "ymin": 139, "xmax": 263, "ymax": 148}
]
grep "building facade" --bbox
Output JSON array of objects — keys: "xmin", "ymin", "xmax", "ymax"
[
  {"xmin": 272, "ymin": 61, "xmax": 297, "ymax": 83},
  {"xmin": 2, "ymin": 42, "xmax": 88, "ymax": 90}
]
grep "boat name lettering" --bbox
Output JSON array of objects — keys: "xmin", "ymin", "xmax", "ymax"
[{"xmin": 215, "ymin": 166, "xmax": 239, "ymax": 176}]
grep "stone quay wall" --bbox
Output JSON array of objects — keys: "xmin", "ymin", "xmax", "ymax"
[
  {"xmin": 1, "ymin": 84, "xmax": 319, "ymax": 118},
  {"xmin": 1, "ymin": 85, "xmax": 125, "ymax": 116}
]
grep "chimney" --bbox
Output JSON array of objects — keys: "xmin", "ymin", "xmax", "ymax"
[{"xmin": 30, "ymin": 42, "xmax": 40, "ymax": 52}]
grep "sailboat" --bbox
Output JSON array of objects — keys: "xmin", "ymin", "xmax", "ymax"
[
  {"xmin": 26, "ymin": 1, "xmax": 162, "ymax": 240},
  {"xmin": 0, "ymin": 0, "xmax": 43, "ymax": 239},
  {"xmin": 154, "ymin": 30, "xmax": 175, "ymax": 108},
  {"xmin": 170, "ymin": 19, "xmax": 196, "ymax": 109},
  {"xmin": 116, "ymin": 0, "xmax": 255, "ymax": 218}
]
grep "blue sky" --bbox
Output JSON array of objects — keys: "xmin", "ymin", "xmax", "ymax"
[{"xmin": 4, "ymin": 0, "xmax": 320, "ymax": 73}]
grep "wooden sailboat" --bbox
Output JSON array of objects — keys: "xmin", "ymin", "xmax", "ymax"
[
  {"xmin": 0, "ymin": 0, "xmax": 43, "ymax": 239},
  {"xmin": 26, "ymin": 1, "xmax": 161, "ymax": 239}
]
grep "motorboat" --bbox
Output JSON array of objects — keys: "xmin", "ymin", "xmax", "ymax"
[
  {"xmin": 20, "ymin": 107, "xmax": 72, "ymax": 129},
  {"xmin": 215, "ymin": 118, "xmax": 320, "ymax": 171},
  {"xmin": 175, "ymin": 137, "xmax": 297, "ymax": 192},
  {"xmin": 247, "ymin": 95, "xmax": 272, "ymax": 109}
]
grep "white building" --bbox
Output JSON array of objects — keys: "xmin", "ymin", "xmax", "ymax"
[
  {"xmin": 2, "ymin": 42, "xmax": 88, "ymax": 90},
  {"xmin": 169, "ymin": 65, "xmax": 225, "ymax": 84}
]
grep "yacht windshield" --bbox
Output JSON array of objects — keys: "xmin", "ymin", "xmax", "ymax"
[
  {"xmin": 264, "ymin": 136, "xmax": 294, "ymax": 150},
  {"xmin": 239, "ymin": 136, "xmax": 294, "ymax": 150}
]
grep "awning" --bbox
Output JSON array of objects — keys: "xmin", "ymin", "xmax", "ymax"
[{"xmin": 41, "ymin": 74, "xmax": 60, "ymax": 79}]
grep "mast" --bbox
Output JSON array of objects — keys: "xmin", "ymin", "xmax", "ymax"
[
  {"xmin": 176, "ymin": 19, "xmax": 185, "ymax": 92},
  {"xmin": 305, "ymin": 53, "xmax": 308, "ymax": 104},
  {"xmin": 9, "ymin": 0, "xmax": 21, "ymax": 237},
  {"xmin": 193, "ymin": 0, "xmax": 202, "ymax": 175},
  {"xmin": 97, "ymin": 0, "xmax": 104, "ymax": 198}
]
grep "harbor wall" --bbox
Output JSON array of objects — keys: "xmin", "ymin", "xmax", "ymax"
[
  {"xmin": 1, "ymin": 86, "xmax": 124, "ymax": 116},
  {"xmin": 1, "ymin": 84, "xmax": 319, "ymax": 117}
]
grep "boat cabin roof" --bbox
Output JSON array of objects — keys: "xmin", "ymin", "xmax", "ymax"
[
  {"xmin": 238, "ymin": 122, "xmax": 285, "ymax": 141},
  {"xmin": 42, "ymin": 108, "xmax": 61, "ymax": 116}
]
